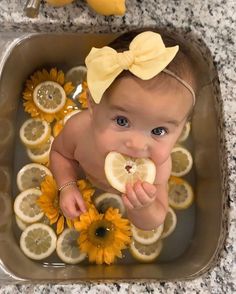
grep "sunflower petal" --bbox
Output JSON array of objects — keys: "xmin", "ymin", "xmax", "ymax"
[{"xmin": 57, "ymin": 215, "xmax": 65, "ymax": 234}]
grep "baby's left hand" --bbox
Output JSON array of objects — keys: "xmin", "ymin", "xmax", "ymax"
[{"xmin": 122, "ymin": 180, "xmax": 157, "ymax": 210}]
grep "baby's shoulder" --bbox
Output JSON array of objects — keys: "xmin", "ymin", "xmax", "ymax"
[{"xmin": 61, "ymin": 110, "xmax": 89, "ymax": 142}]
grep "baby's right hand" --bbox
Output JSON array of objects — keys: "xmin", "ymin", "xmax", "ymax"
[{"xmin": 59, "ymin": 185, "xmax": 87, "ymax": 219}]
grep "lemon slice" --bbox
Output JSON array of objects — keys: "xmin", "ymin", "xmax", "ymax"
[
  {"xmin": 104, "ymin": 151, "xmax": 156, "ymax": 193},
  {"xmin": 131, "ymin": 223, "xmax": 164, "ymax": 245},
  {"xmin": 19, "ymin": 118, "xmax": 51, "ymax": 148},
  {"xmin": 20, "ymin": 223, "xmax": 57, "ymax": 260},
  {"xmin": 17, "ymin": 163, "xmax": 52, "ymax": 192},
  {"xmin": 178, "ymin": 122, "xmax": 191, "ymax": 143},
  {"xmin": 0, "ymin": 118, "xmax": 13, "ymax": 147},
  {"xmin": 27, "ymin": 136, "xmax": 54, "ymax": 164},
  {"xmin": 15, "ymin": 215, "xmax": 29, "ymax": 231},
  {"xmin": 33, "ymin": 81, "xmax": 66, "ymax": 114},
  {"xmin": 15, "ymin": 214, "xmax": 50, "ymax": 231},
  {"xmin": 130, "ymin": 239, "xmax": 163, "ymax": 262},
  {"xmin": 56, "ymin": 228, "xmax": 87, "ymax": 264},
  {"xmin": 63, "ymin": 109, "xmax": 81, "ymax": 125},
  {"xmin": 14, "ymin": 188, "xmax": 44, "ymax": 223},
  {"xmin": 94, "ymin": 192, "xmax": 125, "ymax": 216},
  {"xmin": 171, "ymin": 146, "xmax": 193, "ymax": 177},
  {"xmin": 168, "ymin": 176, "xmax": 194, "ymax": 209},
  {"xmin": 161, "ymin": 206, "xmax": 177, "ymax": 239},
  {"xmin": 65, "ymin": 66, "xmax": 87, "ymax": 86}
]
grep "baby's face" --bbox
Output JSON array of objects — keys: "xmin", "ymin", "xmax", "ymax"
[{"xmin": 89, "ymin": 74, "xmax": 193, "ymax": 166}]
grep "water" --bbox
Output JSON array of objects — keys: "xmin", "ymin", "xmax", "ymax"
[{"xmin": 11, "ymin": 66, "xmax": 196, "ymax": 266}]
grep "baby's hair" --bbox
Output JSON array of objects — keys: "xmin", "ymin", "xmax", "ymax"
[{"xmin": 108, "ymin": 29, "xmax": 198, "ymax": 94}]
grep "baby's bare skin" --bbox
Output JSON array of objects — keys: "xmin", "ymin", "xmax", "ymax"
[{"xmin": 50, "ymin": 74, "xmax": 193, "ymax": 229}]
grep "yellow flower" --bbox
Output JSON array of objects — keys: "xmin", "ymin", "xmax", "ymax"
[
  {"xmin": 23, "ymin": 68, "xmax": 76, "ymax": 123},
  {"xmin": 77, "ymin": 179, "xmax": 95, "ymax": 208},
  {"xmin": 78, "ymin": 81, "xmax": 88, "ymax": 109},
  {"xmin": 74, "ymin": 206, "xmax": 131, "ymax": 265},
  {"xmin": 37, "ymin": 175, "xmax": 67, "ymax": 234}
]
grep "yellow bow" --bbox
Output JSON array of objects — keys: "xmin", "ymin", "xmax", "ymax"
[{"xmin": 85, "ymin": 31, "xmax": 179, "ymax": 104}]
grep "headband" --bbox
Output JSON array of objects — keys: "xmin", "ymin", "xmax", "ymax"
[{"xmin": 85, "ymin": 31, "xmax": 195, "ymax": 105}]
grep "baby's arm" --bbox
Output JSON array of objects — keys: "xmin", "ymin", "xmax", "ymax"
[
  {"xmin": 122, "ymin": 156, "xmax": 171, "ymax": 230},
  {"xmin": 50, "ymin": 118, "xmax": 86, "ymax": 219}
]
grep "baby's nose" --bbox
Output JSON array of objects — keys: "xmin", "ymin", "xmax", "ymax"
[{"xmin": 125, "ymin": 133, "xmax": 148, "ymax": 153}]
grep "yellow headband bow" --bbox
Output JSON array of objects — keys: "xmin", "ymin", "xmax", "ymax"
[{"xmin": 85, "ymin": 31, "xmax": 179, "ymax": 104}]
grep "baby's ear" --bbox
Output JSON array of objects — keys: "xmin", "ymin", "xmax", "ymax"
[{"xmin": 87, "ymin": 90, "xmax": 96, "ymax": 116}]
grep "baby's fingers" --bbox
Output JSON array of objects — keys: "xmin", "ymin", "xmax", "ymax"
[
  {"xmin": 74, "ymin": 193, "xmax": 87, "ymax": 213},
  {"xmin": 125, "ymin": 183, "xmax": 142, "ymax": 208},
  {"xmin": 142, "ymin": 182, "xmax": 157, "ymax": 198},
  {"xmin": 132, "ymin": 181, "xmax": 155, "ymax": 206},
  {"xmin": 62, "ymin": 204, "xmax": 80, "ymax": 219}
]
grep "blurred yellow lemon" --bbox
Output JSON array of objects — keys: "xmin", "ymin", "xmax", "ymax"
[
  {"xmin": 161, "ymin": 206, "xmax": 177, "ymax": 239},
  {"xmin": 87, "ymin": 0, "xmax": 126, "ymax": 16},
  {"xmin": 130, "ymin": 239, "xmax": 163, "ymax": 262},
  {"xmin": 131, "ymin": 223, "xmax": 163, "ymax": 245},
  {"xmin": 171, "ymin": 146, "xmax": 193, "ymax": 177},
  {"xmin": 168, "ymin": 176, "xmax": 194, "ymax": 210},
  {"xmin": 178, "ymin": 122, "xmax": 191, "ymax": 143}
]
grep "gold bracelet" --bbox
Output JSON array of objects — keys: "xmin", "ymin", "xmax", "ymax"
[{"xmin": 58, "ymin": 180, "xmax": 77, "ymax": 192}]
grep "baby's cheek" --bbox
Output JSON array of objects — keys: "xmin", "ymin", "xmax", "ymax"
[{"xmin": 150, "ymin": 145, "xmax": 171, "ymax": 165}]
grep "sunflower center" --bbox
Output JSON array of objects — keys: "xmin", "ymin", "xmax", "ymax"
[{"xmin": 88, "ymin": 219, "xmax": 115, "ymax": 247}]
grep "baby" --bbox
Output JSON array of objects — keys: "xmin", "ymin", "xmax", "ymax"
[{"xmin": 50, "ymin": 30, "xmax": 197, "ymax": 230}]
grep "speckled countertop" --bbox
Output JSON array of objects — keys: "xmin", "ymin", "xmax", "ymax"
[{"xmin": 0, "ymin": 0, "xmax": 235, "ymax": 293}]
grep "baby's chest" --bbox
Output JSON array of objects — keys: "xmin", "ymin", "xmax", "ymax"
[{"xmin": 74, "ymin": 143, "xmax": 106, "ymax": 181}]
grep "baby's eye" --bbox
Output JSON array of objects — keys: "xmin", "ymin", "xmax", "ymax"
[
  {"xmin": 151, "ymin": 127, "xmax": 168, "ymax": 136},
  {"xmin": 115, "ymin": 116, "xmax": 129, "ymax": 127}
]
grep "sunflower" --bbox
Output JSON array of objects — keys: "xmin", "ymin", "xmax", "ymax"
[
  {"xmin": 74, "ymin": 206, "xmax": 131, "ymax": 265},
  {"xmin": 78, "ymin": 81, "xmax": 88, "ymax": 109},
  {"xmin": 23, "ymin": 68, "xmax": 76, "ymax": 123},
  {"xmin": 77, "ymin": 179, "xmax": 95, "ymax": 208},
  {"xmin": 37, "ymin": 175, "xmax": 67, "ymax": 234}
]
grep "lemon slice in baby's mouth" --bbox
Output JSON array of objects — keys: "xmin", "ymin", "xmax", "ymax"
[{"xmin": 104, "ymin": 151, "xmax": 156, "ymax": 193}]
